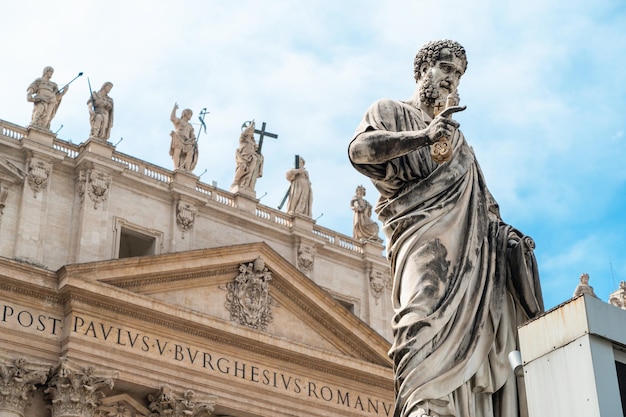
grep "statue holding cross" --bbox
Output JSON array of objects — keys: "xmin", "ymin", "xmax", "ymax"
[{"xmin": 230, "ymin": 120, "xmax": 277, "ymax": 193}]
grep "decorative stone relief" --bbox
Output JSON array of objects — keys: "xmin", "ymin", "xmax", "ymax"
[
  {"xmin": 45, "ymin": 359, "xmax": 115, "ymax": 417},
  {"xmin": 297, "ymin": 244, "xmax": 316, "ymax": 275},
  {"xmin": 147, "ymin": 386, "xmax": 214, "ymax": 417},
  {"xmin": 26, "ymin": 159, "xmax": 51, "ymax": 198},
  {"xmin": 0, "ymin": 357, "xmax": 50, "ymax": 417},
  {"xmin": 176, "ymin": 201, "xmax": 197, "ymax": 234},
  {"xmin": 369, "ymin": 268, "xmax": 388, "ymax": 304},
  {"xmin": 224, "ymin": 258, "xmax": 274, "ymax": 331},
  {"xmin": 96, "ymin": 394, "xmax": 150, "ymax": 417},
  {"xmin": 87, "ymin": 170, "xmax": 112, "ymax": 209}
]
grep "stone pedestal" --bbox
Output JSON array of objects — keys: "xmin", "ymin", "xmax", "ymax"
[
  {"xmin": 79, "ymin": 138, "xmax": 114, "ymax": 159},
  {"xmin": 25, "ymin": 126, "xmax": 55, "ymax": 147},
  {"xmin": 230, "ymin": 187, "xmax": 258, "ymax": 214},
  {"xmin": 171, "ymin": 169, "xmax": 198, "ymax": 189}
]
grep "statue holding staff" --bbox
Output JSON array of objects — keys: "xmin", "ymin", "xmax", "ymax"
[
  {"xmin": 27, "ymin": 66, "xmax": 72, "ymax": 130},
  {"xmin": 87, "ymin": 81, "xmax": 114, "ymax": 140}
]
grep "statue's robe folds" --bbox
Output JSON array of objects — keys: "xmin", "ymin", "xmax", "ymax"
[{"xmin": 349, "ymin": 99, "xmax": 543, "ymax": 417}]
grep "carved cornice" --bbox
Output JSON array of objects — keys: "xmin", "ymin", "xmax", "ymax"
[{"xmin": 108, "ymin": 266, "xmax": 239, "ymax": 290}]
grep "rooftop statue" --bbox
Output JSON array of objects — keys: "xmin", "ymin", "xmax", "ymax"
[
  {"xmin": 231, "ymin": 121, "xmax": 263, "ymax": 191},
  {"xmin": 349, "ymin": 39, "xmax": 544, "ymax": 417},
  {"xmin": 573, "ymin": 273, "xmax": 599, "ymax": 299},
  {"xmin": 169, "ymin": 103, "xmax": 198, "ymax": 172},
  {"xmin": 350, "ymin": 185, "xmax": 380, "ymax": 242},
  {"xmin": 285, "ymin": 156, "xmax": 312, "ymax": 217},
  {"xmin": 26, "ymin": 66, "xmax": 69, "ymax": 130},
  {"xmin": 87, "ymin": 82, "xmax": 114, "ymax": 140}
]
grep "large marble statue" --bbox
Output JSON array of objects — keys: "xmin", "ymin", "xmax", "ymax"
[
  {"xmin": 348, "ymin": 39, "xmax": 544, "ymax": 417},
  {"xmin": 169, "ymin": 103, "xmax": 198, "ymax": 172},
  {"xmin": 351, "ymin": 185, "xmax": 380, "ymax": 241},
  {"xmin": 87, "ymin": 82, "xmax": 114, "ymax": 140},
  {"xmin": 231, "ymin": 121, "xmax": 263, "ymax": 191},
  {"xmin": 26, "ymin": 66, "xmax": 68, "ymax": 130},
  {"xmin": 285, "ymin": 156, "xmax": 312, "ymax": 217}
]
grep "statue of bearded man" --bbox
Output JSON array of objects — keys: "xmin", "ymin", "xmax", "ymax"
[{"xmin": 349, "ymin": 39, "xmax": 544, "ymax": 417}]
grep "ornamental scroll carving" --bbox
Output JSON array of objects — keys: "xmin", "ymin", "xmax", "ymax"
[
  {"xmin": 147, "ymin": 385, "xmax": 214, "ymax": 417},
  {"xmin": 176, "ymin": 201, "xmax": 197, "ymax": 234},
  {"xmin": 45, "ymin": 358, "xmax": 115, "ymax": 417},
  {"xmin": 76, "ymin": 169, "xmax": 111, "ymax": 209},
  {"xmin": 0, "ymin": 357, "xmax": 50, "ymax": 417},
  {"xmin": 87, "ymin": 171, "xmax": 112, "ymax": 209},
  {"xmin": 224, "ymin": 258, "xmax": 274, "ymax": 331},
  {"xmin": 27, "ymin": 159, "xmax": 51, "ymax": 198},
  {"xmin": 297, "ymin": 244, "xmax": 316, "ymax": 275},
  {"xmin": 369, "ymin": 268, "xmax": 389, "ymax": 304}
]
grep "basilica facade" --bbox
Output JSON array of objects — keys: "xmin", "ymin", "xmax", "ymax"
[{"xmin": 0, "ymin": 118, "xmax": 393, "ymax": 417}]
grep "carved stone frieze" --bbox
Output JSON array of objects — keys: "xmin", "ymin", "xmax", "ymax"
[
  {"xmin": 45, "ymin": 358, "xmax": 115, "ymax": 417},
  {"xmin": 26, "ymin": 159, "xmax": 51, "ymax": 198},
  {"xmin": 0, "ymin": 357, "xmax": 50, "ymax": 417},
  {"xmin": 224, "ymin": 258, "xmax": 274, "ymax": 331},
  {"xmin": 96, "ymin": 394, "xmax": 150, "ymax": 417},
  {"xmin": 147, "ymin": 386, "xmax": 214, "ymax": 417},
  {"xmin": 297, "ymin": 244, "xmax": 316, "ymax": 275},
  {"xmin": 176, "ymin": 201, "xmax": 197, "ymax": 233}
]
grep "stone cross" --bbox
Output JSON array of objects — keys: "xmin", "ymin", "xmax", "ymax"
[{"xmin": 253, "ymin": 122, "xmax": 278, "ymax": 154}]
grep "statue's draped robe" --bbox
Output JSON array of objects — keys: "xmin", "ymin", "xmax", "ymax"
[
  {"xmin": 350, "ymin": 99, "xmax": 543, "ymax": 417},
  {"xmin": 351, "ymin": 195, "xmax": 379, "ymax": 240},
  {"xmin": 286, "ymin": 168, "xmax": 312, "ymax": 216}
]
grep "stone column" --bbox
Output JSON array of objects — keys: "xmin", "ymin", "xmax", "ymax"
[
  {"xmin": 0, "ymin": 357, "xmax": 50, "ymax": 417},
  {"xmin": 147, "ymin": 386, "xmax": 215, "ymax": 417},
  {"xmin": 45, "ymin": 359, "xmax": 115, "ymax": 417}
]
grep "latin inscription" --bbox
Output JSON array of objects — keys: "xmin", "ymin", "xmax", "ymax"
[{"xmin": 0, "ymin": 301, "xmax": 392, "ymax": 416}]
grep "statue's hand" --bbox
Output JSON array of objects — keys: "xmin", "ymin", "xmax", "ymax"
[
  {"xmin": 439, "ymin": 104, "xmax": 466, "ymax": 118},
  {"xmin": 425, "ymin": 115, "xmax": 460, "ymax": 144}
]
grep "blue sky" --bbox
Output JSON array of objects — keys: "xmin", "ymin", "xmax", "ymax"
[{"xmin": 1, "ymin": 0, "xmax": 625, "ymax": 310}]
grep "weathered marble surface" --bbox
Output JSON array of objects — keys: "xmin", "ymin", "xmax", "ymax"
[{"xmin": 349, "ymin": 39, "xmax": 544, "ymax": 417}]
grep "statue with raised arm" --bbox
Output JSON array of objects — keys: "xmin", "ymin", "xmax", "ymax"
[
  {"xmin": 285, "ymin": 156, "xmax": 312, "ymax": 217},
  {"xmin": 351, "ymin": 185, "xmax": 380, "ymax": 241},
  {"xmin": 231, "ymin": 121, "xmax": 263, "ymax": 191},
  {"xmin": 169, "ymin": 103, "xmax": 198, "ymax": 172},
  {"xmin": 27, "ymin": 66, "xmax": 68, "ymax": 130},
  {"xmin": 349, "ymin": 39, "xmax": 544, "ymax": 417},
  {"xmin": 87, "ymin": 82, "xmax": 114, "ymax": 140}
]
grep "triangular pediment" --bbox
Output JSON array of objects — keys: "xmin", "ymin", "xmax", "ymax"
[
  {"xmin": 0, "ymin": 156, "xmax": 25, "ymax": 183},
  {"xmin": 61, "ymin": 242, "xmax": 391, "ymax": 368}
]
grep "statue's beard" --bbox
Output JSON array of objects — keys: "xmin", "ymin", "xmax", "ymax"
[{"xmin": 419, "ymin": 73, "xmax": 445, "ymax": 108}]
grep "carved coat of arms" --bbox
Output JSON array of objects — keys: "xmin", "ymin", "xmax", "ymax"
[{"xmin": 225, "ymin": 258, "xmax": 274, "ymax": 331}]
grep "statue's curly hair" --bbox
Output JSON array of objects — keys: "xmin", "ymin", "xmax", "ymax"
[{"xmin": 414, "ymin": 39, "xmax": 467, "ymax": 83}]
